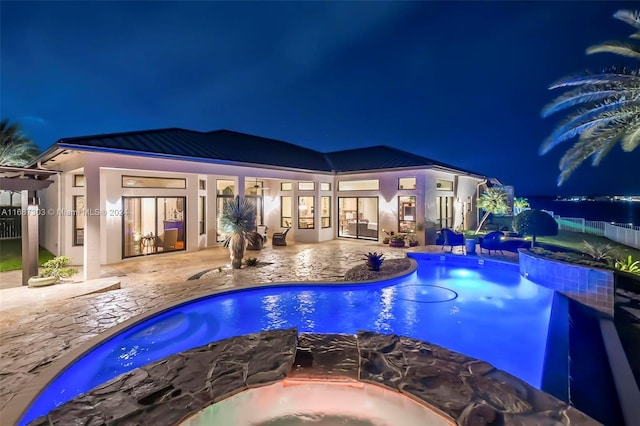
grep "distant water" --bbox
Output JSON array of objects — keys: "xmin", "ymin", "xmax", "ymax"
[{"xmin": 526, "ymin": 197, "xmax": 640, "ymax": 226}]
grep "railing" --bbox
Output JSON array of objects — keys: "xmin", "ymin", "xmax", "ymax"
[
  {"xmin": 0, "ymin": 217, "xmax": 21, "ymax": 239},
  {"xmin": 552, "ymin": 215, "xmax": 640, "ymax": 249}
]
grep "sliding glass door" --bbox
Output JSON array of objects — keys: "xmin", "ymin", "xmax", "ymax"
[
  {"xmin": 338, "ymin": 197, "xmax": 378, "ymax": 240},
  {"xmin": 123, "ymin": 196, "xmax": 186, "ymax": 258}
]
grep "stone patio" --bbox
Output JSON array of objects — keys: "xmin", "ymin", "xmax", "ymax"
[{"xmin": 0, "ymin": 240, "xmax": 520, "ymax": 424}]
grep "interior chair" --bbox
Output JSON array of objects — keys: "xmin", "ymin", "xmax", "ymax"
[
  {"xmin": 272, "ymin": 227, "xmax": 290, "ymax": 246},
  {"xmin": 162, "ymin": 228, "xmax": 178, "ymax": 251},
  {"xmin": 440, "ymin": 228, "xmax": 465, "ymax": 252}
]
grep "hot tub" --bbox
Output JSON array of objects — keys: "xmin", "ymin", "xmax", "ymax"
[{"xmin": 180, "ymin": 379, "xmax": 452, "ymax": 426}]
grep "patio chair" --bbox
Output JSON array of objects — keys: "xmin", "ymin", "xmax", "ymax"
[
  {"xmin": 440, "ymin": 228, "xmax": 465, "ymax": 252},
  {"xmin": 246, "ymin": 231, "xmax": 264, "ymax": 250},
  {"xmin": 479, "ymin": 231, "xmax": 504, "ymax": 255},
  {"xmin": 272, "ymin": 228, "xmax": 290, "ymax": 246},
  {"xmin": 257, "ymin": 225, "xmax": 268, "ymax": 242}
]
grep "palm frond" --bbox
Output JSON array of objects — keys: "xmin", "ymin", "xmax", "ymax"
[
  {"xmin": 548, "ymin": 71, "xmax": 640, "ymax": 90},
  {"xmin": 614, "ymin": 10, "xmax": 640, "ymax": 30},
  {"xmin": 586, "ymin": 41, "xmax": 640, "ymax": 59},
  {"xmin": 541, "ymin": 86, "xmax": 638, "ymax": 117},
  {"xmin": 621, "ymin": 114, "xmax": 640, "ymax": 151},
  {"xmin": 540, "ymin": 102, "xmax": 639, "ymax": 154}
]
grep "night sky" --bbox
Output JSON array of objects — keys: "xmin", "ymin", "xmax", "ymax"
[{"xmin": 2, "ymin": 1, "xmax": 639, "ymax": 196}]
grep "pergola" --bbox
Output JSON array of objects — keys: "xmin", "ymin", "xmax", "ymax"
[{"xmin": 0, "ymin": 166, "xmax": 57, "ymax": 286}]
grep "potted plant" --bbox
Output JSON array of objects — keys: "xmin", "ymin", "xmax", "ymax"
[
  {"xmin": 220, "ymin": 196, "xmax": 256, "ymax": 269},
  {"xmin": 407, "ymin": 230, "xmax": 419, "ymax": 247},
  {"xmin": 381, "ymin": 229, "xmax": 395, "ymax": 244},
  {"xmin": 28, "ymin": 256, "xmax": 78, "ymax": 287},
  {"xmin": 389, "ymin": 234, "xmax": 406, "ymax": 248}
]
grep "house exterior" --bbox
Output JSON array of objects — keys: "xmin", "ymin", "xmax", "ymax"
[{"xmin": 32, "ymin": 128, "xmax": 495, "ymax": 280}]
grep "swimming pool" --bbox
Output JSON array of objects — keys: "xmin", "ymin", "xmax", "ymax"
[{"xmin": 21, "ymin": 254, "xmax": 555, "ymax": 425}]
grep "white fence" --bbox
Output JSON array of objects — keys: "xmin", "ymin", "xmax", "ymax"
[
  {"xmin": 552, "ymin": 214, "xmax": 640, "ymax": 249},
  {"xmin": 0, "ymin": 217, "xmax": 21, "ymax": 240}
]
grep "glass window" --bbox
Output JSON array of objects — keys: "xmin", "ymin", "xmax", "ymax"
[
  {"xmin": 73, "ymin": 175, "xmax": 85, "ymax": 187},
  {"xmin": 298, "ymin": 196, "xmax": 314, "ymax": 229},
  {"xmin": 399, "ymin": 177, "xmax": 416, "ymax": 190},
  {"xmin": 216, "ymin": 180, "xmax": 234, "ymax": 242},
  {"xmin": 320, "ymin": 182, "xmax": 331, "ymax": 191},
  {"xmin": 398, "ymin": 196, "xmax": 416, "ymax": 234},
  {"xmin": 281, "ymin": 196, "xmax": 292, "ymax": 228},
  {"xmin": 338, "ymin": 179, "xmax": 379, "ymax": 191},
  {"xmin": 73, "ymin": 195, "xmax": 85, "ymax": 246},
  {"xmin": 216, "ymin": 179, "xmax": 235, "ymax": 195},
  {"xmin": 321, "ymin": 196, "xmax": 331, "ymax": 228},
  {"xmin": 199, "ymin": 196, "xmax": 206, "ymax": 235},
  {"xmin": 245, "ymin": 180, "xmax": 263, "ymax": 195},
  {"xmin": 123, "ymin": 196, "xmax": 186, "ymax": 257},
  {"xmin": 122, "ymin": 176, "xmax": 186, "ymax": 189},
  {"xmin": 436, "ymin": 179, "xmax": 454, "ymax": 191},
  {"xmin": 199, "ymin": 179, "xmax": 206, "ymax": 190},
  {"xmin": 298, "ymin": 182, "xmax": 315, "ymax": 191},
  {"xmin": 281, "ymin": 182, "xmax": 293, "ymax": 191},
  {"xmin": 338, "ymin": 197, "xmax": 378, "ymax": 240}
]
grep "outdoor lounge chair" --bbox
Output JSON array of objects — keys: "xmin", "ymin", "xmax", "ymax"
[
  {"xmin": 479, "ymin": 231, "xmax": 527, "ymax": 255},
  {"xmin": 272, "ymin": 227, "xmax": 290, "ymax": 246},
  {"xmin": 440, "ymin": 228, "xmax": 465, "ymax": 252}
]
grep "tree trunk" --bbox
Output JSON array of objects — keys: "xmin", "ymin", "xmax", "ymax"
[
  {"xmin": 530, "ymin": 235, "xmax": 536, "ymax": 248},
  {"xmin": 474, "ymin": 212, "xmax": 490, "ymax": 234},
  {"xmin": 229, "ymin": 232, "xmax": 246, "ymax": 269}
]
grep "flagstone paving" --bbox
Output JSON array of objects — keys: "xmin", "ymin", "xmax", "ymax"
[{"xmin": 0, "ymin": 240, "xmax": 517, "ymax": 422}]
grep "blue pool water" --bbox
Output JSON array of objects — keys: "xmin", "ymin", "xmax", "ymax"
[{"xmin": 21, "ymin": 254, "xmax": 555, "ymax": 425}]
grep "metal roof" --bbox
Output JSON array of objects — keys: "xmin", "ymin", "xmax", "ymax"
[
  {"xmin": 326, "ymin": 145, "xmax": 485, "ymax": 177},
  {"xmin": 40, "ymin": 128, "xmax": 486, "ymax": 177}
]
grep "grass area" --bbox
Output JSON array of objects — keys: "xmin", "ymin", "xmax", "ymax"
[
  {"xmin": 537, "ymin": 230, "xmax": 640, "ymax": 260},
  {"xmin": 0, "ymin": 238, "xmax": 55, "ymax": 272}
]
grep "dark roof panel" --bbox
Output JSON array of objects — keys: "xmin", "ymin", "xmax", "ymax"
[
  {"xmin": 57, "ymin": 128, "xmax": 332, "ymax": 171},
  {"xmin": 52, "ymin": 128, "xmax": 483, "ymax": 176}
]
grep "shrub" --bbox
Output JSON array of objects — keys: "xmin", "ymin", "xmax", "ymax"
[
  {"xmin": 39, "ymin": 256, "xmax": 78, "ymax": 281},
  {"xmin": 364, "ymin": 252, "xmax": 384, "ymax": 271},
  {"xmin": 512, "ymin": 209, "xmax": 558, "ymax": 247},
  {"xmin": 244, "ymin": 257, "xmax": 258, "ymax": 267},
  {"xmin": 615, "ymin": 256, "xmax": 640, "ymax": 275}
]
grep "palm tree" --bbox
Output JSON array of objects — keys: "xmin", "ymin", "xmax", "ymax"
[
  {"xmin": 220, "ymin": 196, "xmax": 256, "ymax": 269},
  {"xmin": 474, "ymin": 187, "xmax": 509, "ymax": 234},
  {"xmin": 0, "ymin": 119, "xmax": 40, "ymax": 166},
  {"xmin": 513, "ymin": 197, "xmax": 530, "ymax": 215},
  {"xmin": 540, "ymin": 10, "xmax": 640, "ymax": 186}
]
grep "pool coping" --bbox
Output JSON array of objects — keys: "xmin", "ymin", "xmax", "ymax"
[
  {"xmin": 5, "ymin": 258, "xmax": 420, "ymax": 425},
  {"xmin": 26, "ymin": 330, "xmax": 599, "ymax": 426}
]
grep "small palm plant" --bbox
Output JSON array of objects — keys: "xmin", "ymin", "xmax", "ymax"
[
  {"xmin": 364, "ymin": 252, "xmax": 384, "ymax": 271},
  {"xmin": 582, "ymin": 240, "xmax": 614, "ymax": 263},
  {"xmin": 220, "ymin": 196, "xmax": 256, "ymax": 269},
  {"xmin": 540, "ymin": 9, "xmax": 640, "ymax": 185},
  {"xmin": 474, "ymin": 187, "xmax": 509, "ymax": 234},
  {"xmin": 513, "ymin": 197, "xmax": 530, "ymax": 215}
]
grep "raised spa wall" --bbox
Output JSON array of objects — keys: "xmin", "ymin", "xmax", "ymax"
[
  {"xmin": 28, "ymin": 329, "xmax": 598, "ymax": 426},
  {"xmin": 518, "ymin": 250, "xmax": 614, "ymax": 317}
]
